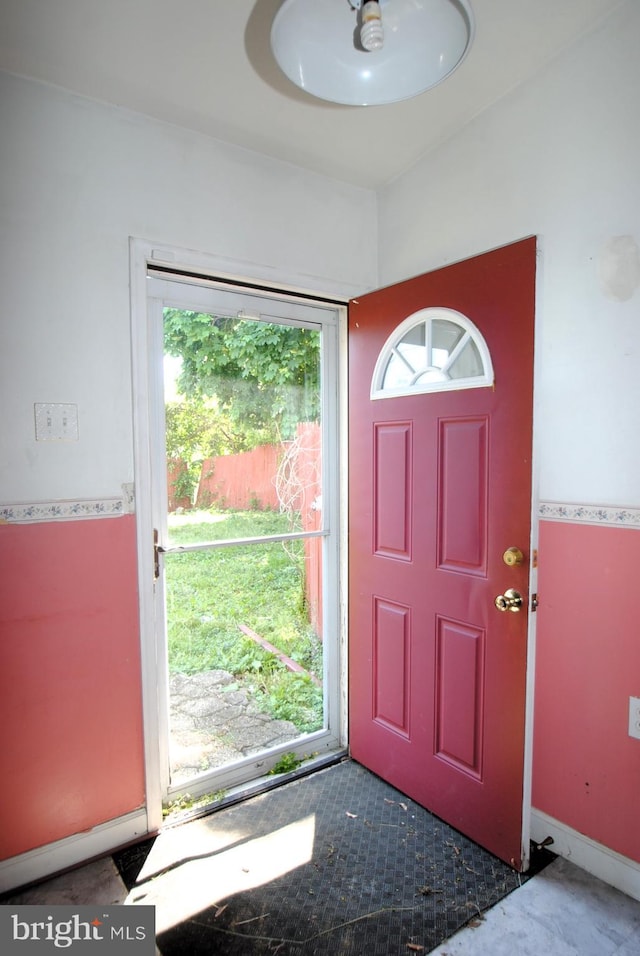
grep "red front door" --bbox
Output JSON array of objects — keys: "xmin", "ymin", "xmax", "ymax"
[{"xmin": 348, "ymin": 238, "xmax": 536, "ymax": 869}]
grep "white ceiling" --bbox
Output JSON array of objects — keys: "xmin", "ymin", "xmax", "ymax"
[{"xmin": 0, "ymin": 0, "xmax": 622, "ymax": 188}]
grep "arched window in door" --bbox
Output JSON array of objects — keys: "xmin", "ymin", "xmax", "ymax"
[{"xmin": 370, "ymin": 308, "xmax": 494, "ymax": 399}]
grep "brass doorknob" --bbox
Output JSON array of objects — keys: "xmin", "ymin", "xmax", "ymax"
[
  {"xmin": 495, "ymin": 589, "xmax": 524, "ymax": 612},
  {"xmin": 502, "ymin": 547, "xmax": 524, "ymax": 567}
]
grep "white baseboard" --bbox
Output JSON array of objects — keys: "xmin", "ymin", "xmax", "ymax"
[
  {"xmin": 0, "ymin": 809, "xmax": 149, "ymax": 895},
  {"xmin": 531, "ymin": 808, "xmax": 640, "ymax": 901}
]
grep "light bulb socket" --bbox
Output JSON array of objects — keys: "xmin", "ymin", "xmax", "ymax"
[{"xmin": 360, "ymin": 1, "xmax": 383, "ymax": 52}]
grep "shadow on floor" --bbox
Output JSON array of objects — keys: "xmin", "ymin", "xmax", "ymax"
[{"xmin": 114, "ymin": 760, "xmax": 554, "ymax": 955}]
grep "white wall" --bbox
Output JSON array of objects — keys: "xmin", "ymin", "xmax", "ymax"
[
  {"xmin": 0, "ymin": 72, "xmax": 377, "ymax": 504},
  {"xmin": 378, "ymin": 1, "xmax": 640, "ymax": 508}
]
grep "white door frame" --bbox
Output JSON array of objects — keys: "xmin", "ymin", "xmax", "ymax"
[{"xmin": 129, "ymin": 238, "xmax": 351, "ymax": 830}]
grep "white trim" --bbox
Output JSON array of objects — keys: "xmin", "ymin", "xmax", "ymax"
[
  {"xmin": 130, "ymin": 239, "xmax": 165, "ymax": 833},
  {"xmin": 0, "ymin": 497, "xmax": 127, "ymax": 524},
  {"xmin": 147, "ymin": 274, "xmax": 339, "ymax": 328},
  {"xmin": 519, "ymin": 539, "xmax": 537, "ymax": 871},
  {"xmin": 338, "ymin": 303, "xmax": 350, "ymax": 747},
  {"xmin": 539, "ymin": 501, "xmax": 640, "ymax": 529},
  {"xmin": 0, "ymin": 809, "xmax": 147, "ymax": 895},
  {"xmin": 521, "ymin": 234, "xmax": 543, "ymax": 870},
  {"xmin": 141, "ymin": 238, "xmax": 361, "ymax": 303},
  {"xmin": 130, "ymin": 237, "xmax": 348, "ymax": 820},
  {"xmin": 531, "ymin": 808, "xmax": 640, "ymax": 902}
]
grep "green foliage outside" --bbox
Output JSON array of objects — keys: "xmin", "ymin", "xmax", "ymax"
[
  {"xmin": 166, "ymin": 510, "xmax": 323, "ymax": 734},
  {"xmin": 164, "ymin": 310, "xmax": 320, "ymax": 426},
  {"xmin": 267, "ymin": 751, "xmax": 317, "ymax": 775},
  {"xmin": 162, "ymin": 311, "xmax": 323, "ymax": 733},
  {"xmin": 165, "ymin": 396, "xmax": 246, "ymax": 502},
  {"xmin": 162, "ymin": 789, "xmax": 227, "ymax": 819},
  {"xmin": 163, "ymin": 309, "xmax": 320, "ymax": 503}
]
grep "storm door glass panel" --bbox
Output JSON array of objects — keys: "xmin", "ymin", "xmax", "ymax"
[{"xmin": 162, "ymin": 310, "xmax": 324, "ymax": 787}]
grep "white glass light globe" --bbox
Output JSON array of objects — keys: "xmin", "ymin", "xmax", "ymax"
[{"xmin": 271, "ymin": 0, "xmax": 475, "ymax": 107}]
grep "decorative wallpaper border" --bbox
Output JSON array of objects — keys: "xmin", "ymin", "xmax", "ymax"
[
  {"xmin": 2, "ymin": 495, "xmax": 638, "ymax": 528},
  {"xmin": 539, "ymin": 501, "xmax": 640, "ymax": 529},
  {"xmin": 0, "ymin": 497, "xmax": 128, "ymax": 524}
]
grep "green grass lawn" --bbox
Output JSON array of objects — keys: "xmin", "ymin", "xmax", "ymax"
[{"xmin": 165, "ymin": 509, "xmax": 323, "ymax": 734}]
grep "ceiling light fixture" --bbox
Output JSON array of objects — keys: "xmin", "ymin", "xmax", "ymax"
[{"xmin": 270, "ymin": 0, "xmax": 475, "ymax": 107}]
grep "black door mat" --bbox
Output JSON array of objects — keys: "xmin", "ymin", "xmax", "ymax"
[{"xmin": 115, "ymin": 759, "xmax": 554, "ymax": 955}]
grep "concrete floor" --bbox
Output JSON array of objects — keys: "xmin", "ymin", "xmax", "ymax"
[
  {"xmin": 3, "ymin": 848, "xmax": 639, "ymax": 954},
  {"xmin": 429, "ymin": 856, "xmax": 640, "ymax": 956}
]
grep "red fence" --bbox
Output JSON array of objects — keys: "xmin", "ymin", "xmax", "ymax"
[
  {"xmin": 196, "ymin": 443, "xmax": 281, "ymax": 511},
  {"xmin": 294, "ymin": 423, "xmax": 323, "ymax": 635},
  {"xmin": 167, "ymin": 458, "xmax": 191, "ymax": 513}
]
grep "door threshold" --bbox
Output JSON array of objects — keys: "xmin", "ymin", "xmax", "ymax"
[{"xmin": 161, "ymin": 749, "xmax": 349, "ymax": 829}]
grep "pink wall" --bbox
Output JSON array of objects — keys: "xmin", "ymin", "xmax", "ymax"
[
  {"xmin": 533, "ymin": 520, "xmax": 640, "ymax": 863},
  {"xmin": 0, "ymin": 516, "xmax": 145, "ymax": 860},
  {"xmin": 14, "ymin": 479, "xmax": 639, "ymax": 872},
  {"xmin": 2, "ymin": 510, "xmax": 638, "ymax": 868}
]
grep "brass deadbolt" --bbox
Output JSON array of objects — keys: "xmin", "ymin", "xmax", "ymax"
[{"xmin": 502, "ymin": 546, "xmax": 524, "ymax": 567}]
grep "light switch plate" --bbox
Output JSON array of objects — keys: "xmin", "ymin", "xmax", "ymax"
[{"xmin": 35, "ymin": 403, "xmax": 79, "ymax": 441}]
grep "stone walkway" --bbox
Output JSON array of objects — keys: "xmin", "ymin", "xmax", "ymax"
[{"xmin": 168, "ymin": 669, "xmax": 301, "ymax": 784}]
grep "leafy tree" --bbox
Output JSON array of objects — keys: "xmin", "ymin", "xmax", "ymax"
[
  {"xmin": 165, "ymin": 394, "xmax": 272, "ymax": 503},
  {"xmin": 163, "ymin": 310, "xmax": 321, "ymax": 504},
  {"xmin": 163, "ymin": 310, "xmax": 320, "ymax": 444},
  {"xmin": 165, "ymin": 396, "xmax": 266, "ymax": 460}
]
